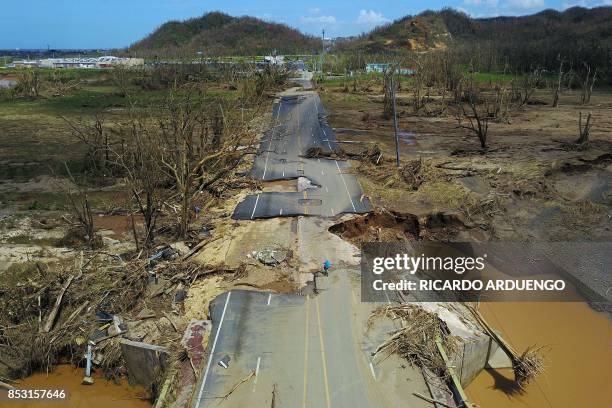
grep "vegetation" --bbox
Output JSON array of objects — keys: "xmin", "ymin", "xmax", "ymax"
[
  {"xmin": 128, "ymin": 11, "xmax": 320, "ymax": 57},
  {"xmin": 334, "ymin": 7, "xmax": 612, "ymax": 83}
]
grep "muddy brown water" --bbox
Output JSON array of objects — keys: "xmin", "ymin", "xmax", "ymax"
[
  {"xmin": 0, "ymin": 365, "xmax": 150, "ymax": 407},
  {"xmin": 466, "ymin": 302, "xmax": 612, "ymax": 407}
]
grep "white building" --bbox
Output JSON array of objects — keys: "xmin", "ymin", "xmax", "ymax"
[{"xmin": 12, "ymin": 56, "xmax": 144, "ymax": 69}]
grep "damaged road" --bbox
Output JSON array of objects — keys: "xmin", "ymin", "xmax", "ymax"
[
  {"xmin": 191, "ymin": 276, "xmax": 435, "ymax": 408},
  {"xmin": 233, "ymin": 88, "xmax": 372, "ymax": 219},
  {"xmin": 194, "ymin": 72, "xmax": 442, "ymax": 408}
]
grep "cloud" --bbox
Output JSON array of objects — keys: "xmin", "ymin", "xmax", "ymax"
[
  {"xmin": 303, "ymin": 15, "xmax": 337, "ymax": 24},
  {"xmin": 463, "ymin": 0, "xmax": 498, "ymax": 5},
  {"xmin": 308, "ymin": 7, "xmax": 321, "ymax": 14},
  {"xmin": 505, "ymin": 0, "xmax": 545, "ymax": 8},
  {"xmin": 356, "ymin": 10, "xmax": 390, "ymax": 24},
  {"xmin": 257, "ymin": 13, "xmax": 273, "ymax": 21}
]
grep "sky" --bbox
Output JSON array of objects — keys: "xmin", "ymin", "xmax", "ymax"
[{"xmin": 1, "ymin": 0, "xmax": 610, "ymax": 49}]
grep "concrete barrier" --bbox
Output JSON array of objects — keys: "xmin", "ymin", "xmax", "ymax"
[{"xmin": 120, "ymin": 339, "xmax": 169, "ymax": 390}]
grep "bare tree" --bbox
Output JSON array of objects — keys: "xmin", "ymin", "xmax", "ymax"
[
  {"xmin": 157, "ymin": 85, "xmax": 262, "ymax": 239},
  {"xmin": 113, "ymin": 119, "xmax": 166, "ymax": 247},
  {"xmin": 492, "ymin": 84, "xmax": 510, "ymax": 121},
  {"xmin": 61, "ymin": 115, "xmax": 114, "ymax": 178},
  {"xmin": 456, "ymin": 81, "xmax": 491, "ymax": 149},
  {"xmin": 63, "ymin": 163, "xmax": 98, "ymax": 249},
  {"xmin": 512, "ymin": 69, "xmax": 542, "ymax": 108},
  {"xmin": 552, "ymin": 57, "xmax": 564, "ymax": 108},
  {"xmin": 579, "ymin": 63, "xmax": 597, "ymax": 105},
  {"xmin": 576, "ymin": 112, "xmax": 593, "ymax": 145},
  {"xmin": 382, "ymin": 66, "xmax": 397, "ymax": 119}
]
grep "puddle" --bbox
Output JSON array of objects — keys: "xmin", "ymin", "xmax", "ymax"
[
  {"xmin": 398, "ymin": 131, "xmax": 417, "ymax": 145},
  {"xmin": 94, "ymin": 214, "xmax": 142, "ymax": 240},
  {"xmin": 466, "ymin": 302, "xmax": 612, "ymax": 407},
  {"xmin": 0, "ymin": 364, "xmax": 151, "ymax": 407}
]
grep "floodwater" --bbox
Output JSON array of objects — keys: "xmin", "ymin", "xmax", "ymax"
[
  {"xmin": 466, "ymin": 302, "xmax": 612, "ymax": 407},
  {"xmin": 0, "ymin": 364, "xmax": 151, "ymax": 407}
]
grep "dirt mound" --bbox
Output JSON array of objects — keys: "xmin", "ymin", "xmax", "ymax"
[{"xmin": 328, "ymin": 209, "xmax": 420, "ymax": 244}]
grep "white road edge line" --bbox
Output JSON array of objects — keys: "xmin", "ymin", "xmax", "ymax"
[
  {"xmin": 255, "ymin": 356, "xmax": 262, "ymax": 382},
  {"xmin": 262, "ymin": 102, "xmax": 282, "ymax": 180},
  {"xmin": 267, "ymin": 293, "xmax": 272, "ymax": 305},
  {"xmin": 251, "ymin": 194, "xmax": 260, "ymax": 220},
  {"xmin": 279, "ymin": 208, "xmax": 283, "ymax": 216},
  {"xmin": 335, "ymin": 160, "xmax": 357, "ymax": 212},
  {"xmin": 369, "ymin": 361, "xmax": 377, "ymax": 381},
  {"xmin": 196, "ymin": 291, "xmax": 232, "ymax": 405},
  {"xmin": 322, "ymin": 129, "xmax": 333, "ymax": 150}
]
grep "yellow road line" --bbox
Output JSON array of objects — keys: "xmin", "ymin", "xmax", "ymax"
[
  {"xmin": 302, "ymin": 295, "xmax": 310, "ymax": 408},
  {"xmin": 303, "ymin": 190, "xmax": 309, "ymax": 215},
  {"xmin": 315, "ymin": 296, "xmax": 332, "ymax": 408}
]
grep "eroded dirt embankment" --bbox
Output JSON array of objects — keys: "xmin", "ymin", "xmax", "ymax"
[{"xmin": 328, "ymin": 208, "xmax": 486, "ymax": 244}]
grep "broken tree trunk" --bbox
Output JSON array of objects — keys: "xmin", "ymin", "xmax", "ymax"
[
  {"xmin": 42, "ymin": 252, "xmax": 84, "ymax": 333},
  {"xmin": 0, "ymin": 380, "xmax": 16, "ymax": 391},
  {"xmin": 41, "ymin": 275, "xmax": 75, "ymax": 333}
]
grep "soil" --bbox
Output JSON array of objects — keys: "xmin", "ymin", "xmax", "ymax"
[
  {"xmin": 328, "ymin": 208, "xmax": 487, "ymax": 245},
  {"xmin": 322, "ymin": 87, "xmax": 612, "ymax": 242}
]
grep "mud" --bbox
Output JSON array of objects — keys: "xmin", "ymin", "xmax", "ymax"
[
  {"xmin": 328, "ymin": 209, "xmax": 482, "ymax": 244},
  {"xmin": 0, "ymin": 364, "xmax": 150, "ymax": 407},
  {"xmin": 328, "ymin": 209, "xmax": 420, "ymax": 244},
  {"xmin": 466, "ymin": 302, "xmax": 612, "ymax": 407}
]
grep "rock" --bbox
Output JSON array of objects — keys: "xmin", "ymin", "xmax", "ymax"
[
  {"xmin": 256, "ymin": 248, "xmax": 288, "ymax": 265},
  {"xmin": 102, "ymin": 236, "xmax": 120, "ymax": 246},
  {"xmin": 170, "ymin": 241, "xmax": 190, "ymax": 255}
]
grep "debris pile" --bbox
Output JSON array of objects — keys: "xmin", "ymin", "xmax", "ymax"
[
  {"xmin": 0, "ymin": 243, "xmax": 240, "ymax": 387},
  {"xmin": 466, "ymin": 305, "xmax": 545, "ymax": 387},
  {"xmin": 370, "ymin": 303, "xmax": 546, "ymax": 393},
  {"xmin": 400, "ymin": 159, "xmax": 424, "ymax": 190},
  {"xmin": 247, "ymin": 247, "xmax": 289, "ymax": 266},
  {"xmin": 370, "ymin": 304, "xmax": 458, "ymax": 378}
]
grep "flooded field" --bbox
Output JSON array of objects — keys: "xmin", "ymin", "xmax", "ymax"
[
  {"xmin": 466, "ymin": 302, "xmax": 612, "ymax": 407},
  {"xmin": 0, "ymin": 365, "xmax": 150, "ymax": 407}
]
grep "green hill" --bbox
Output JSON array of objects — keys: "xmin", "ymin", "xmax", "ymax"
[
  {"xmin": 338, "ymin": 7, "xmax": 612, "ymax": 77},
  {"xmin": 128, "ymin": 12, "xmax": 320, "ymax": 57}
]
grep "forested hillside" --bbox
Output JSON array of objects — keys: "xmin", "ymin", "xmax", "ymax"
[
  {"xmin": 129, "ymin": 12, "xmax": 320, "ymax": 57},
  {"xmin": 337, "ymin": 7, "xmax": 611, "ymax": 78}
]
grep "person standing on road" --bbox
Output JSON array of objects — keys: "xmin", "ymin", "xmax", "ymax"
[{"xmin": 323, "ymin": 259, "xmax": 331, "ymax": 276}]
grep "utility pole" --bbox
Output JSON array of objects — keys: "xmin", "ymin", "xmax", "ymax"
[
  {"xmin": 320, "ymin": 29, "xmax": 325, "ymax": 79},
  {"xmin": 391, "ymin": 73, "xmax": 401, "ymax": 167}
]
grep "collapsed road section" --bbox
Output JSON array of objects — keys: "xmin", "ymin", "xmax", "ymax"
[{"xmin": 233, "ymin": 91, "xmax": 372, "ymax": 219}]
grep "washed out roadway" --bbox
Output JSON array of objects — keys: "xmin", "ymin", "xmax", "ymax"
[{"xmin": 232, "ymin": 91, "xmax": 372, "ymax": 219}]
